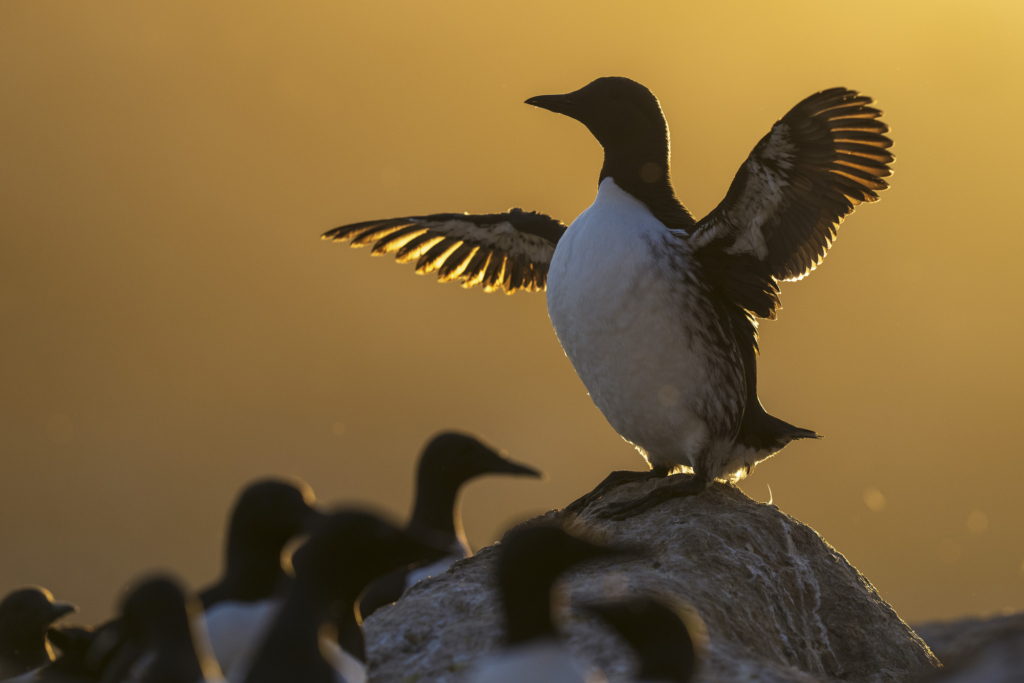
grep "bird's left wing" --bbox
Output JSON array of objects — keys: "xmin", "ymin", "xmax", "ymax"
[
  {"xmin": 690, "ymin": 87, "xmax": 894, "ymax": 287},
  {"xmin": 323, "ymin": 208, "xmax": 566, "ymax": 294}
]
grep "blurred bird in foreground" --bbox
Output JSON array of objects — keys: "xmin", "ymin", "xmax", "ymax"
[
  {"xmin": 202, "ymin": 479, "xmax": 322, "ymax": 676},
  {"xmin": 99, "ymin": 576, "xmax": 222, "ymax": 683},
  {"xmin": 325, "ymin": 77, "xmax": 893, "ymax": 519},
  {"xmin": 241, "ymin": 510, "xmax": 447, "ymax": 683},
  {"xmin": 0, "ymin": 588, "xmax": 76, "ymax": 680},
  {"xmin": 465, "ymin": 524, "xmax": 632, "ymax": 683},
  {"xmin": 584, "ymin": 598, "xmax": 697, "ymax": 683}
]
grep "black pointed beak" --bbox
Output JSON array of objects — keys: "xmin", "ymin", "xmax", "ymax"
[
  {"xmin": 489, "ymin": 455, "xmax": 543, "ymax": 479},
  {"xmin": 525, "ymin": 93, "xmax": 584, "ymax": 116},
  {"xmin": 48, "ymin": 601, "xmax": 78, "ymax": 623}
]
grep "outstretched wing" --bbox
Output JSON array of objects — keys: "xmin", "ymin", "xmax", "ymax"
[
  {"xmin": 691, "ymin": 87, "xmax": 894, "ymax": 289},
  {"xmin": 322, "ymin": 208, "xmax": 566, "ymax": 294}
]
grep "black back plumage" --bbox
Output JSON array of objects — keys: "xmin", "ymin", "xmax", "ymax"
[
  {"xmin": 497, "ymin": 525, "xmax": 628, "ymax": 645},
  {"xmin": 584, "ymin": 598, "xmax": 697, "ymax": 683}
]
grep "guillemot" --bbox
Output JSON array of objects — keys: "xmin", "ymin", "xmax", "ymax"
[
  {"xmin": 0, "ymin": 588, "xmax": 76, "ymax": 680},
  {"xmin": 241, "ymin": 510, "xmax": 445, "ymax": 683},
  {"xmin": 200, "ymin": 479, "xmax": 323, "ymax": 676},
  {"xmin": 324, "ymin": 77, "xmax": 893, "ymax": 518},
  {"xmin": 356, "ymin": 431, "xmax": 542, "ymax": 620},
  {"xmin": 100, "ymin": 576, "xmax": 222, "ymax": 683},
  {"xmin": 464, "ymin": 524, "xmax": 631, "ymax": 683},
  {"xmin": 200, "ymin": 478, "xmax": 322, "ymax": 608},
  {"xmin": 583, "ymin": 598, "xmax": 697, "ymax": 683}
]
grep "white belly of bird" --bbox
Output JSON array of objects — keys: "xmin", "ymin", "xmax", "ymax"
[{"xmin": 547, "ymin": 179, "xmax": 736, "ymax": 473}]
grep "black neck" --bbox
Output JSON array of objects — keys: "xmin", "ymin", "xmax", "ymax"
[
  {"xmin": 409, "ymin": 470, "xmax": 464, "ymax": 543},
  {"xmin": 599, "ymin": 137, "xmax": 695, "ymax": 231},
  {"xmin": 223, "ymin": 546, "xmax": 290, "ymax": 602}
]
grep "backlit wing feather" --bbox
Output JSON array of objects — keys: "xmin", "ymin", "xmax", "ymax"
[
  {"xmin": 322, "ymin": 208, "xmax": 566, "ymax": 294},
  {"xmin": 692, "ymin": 87, "xmax": 894, "ymax": 285}
]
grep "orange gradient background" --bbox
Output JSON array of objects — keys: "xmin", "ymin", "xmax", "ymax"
[{"xmin": 1, "ymin": 1, "xmax": 1022, "ymax": 626}]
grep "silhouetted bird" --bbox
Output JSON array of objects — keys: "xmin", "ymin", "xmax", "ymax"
[
  {"xmin": 0, "ymin": 587, "xmax": 76, "ymax": 680},
  {"xmin": 324, "ymin": 77, "xmax": 893, "ymax": 518},
  {"xmin": 200, "ymin": 479, "xmax": 322, "ymax": 676},
  {"xmin": 465, "ymin": 524, "xmax": 630, "ymax": 683},
  {"xmin": 240, "ymin": 510, "xmax": 446, "ymax": 683},
  {"xmin": 357, "ymin": 432, "xmax": 542, "ymax": 620},
  {"xmin": 97, "ymin": 576, "xmax": 222, "ymax": 683},
  {"xmin": 200, "ymin": 479, "xmax": 322, "ymax": 608},
  {"xmin": 584, "ymin": 598, "xmax": 697, "ymax": 682}
]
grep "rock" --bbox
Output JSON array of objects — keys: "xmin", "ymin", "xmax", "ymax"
[
  {"xmin": 912, "ymin": 613, "xmax": 1024, "ymax": 681},
  {"xmin": 364, "ymin": 477, "xmax": 940, "ymax": 682}
]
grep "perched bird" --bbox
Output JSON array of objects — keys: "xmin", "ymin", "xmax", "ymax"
[
  {"xmin": 357, "ymin": 432, "xmax": 542, "ymax": 620},
  {"xmin": 201, "ymin": 479, "xmax": 322, "ymax": 676},
  {"xmin": 324, "ymin": 77, "xmax": 893, "ymax": 518},
  {"xmin": 98, "ymin": 576, "xmax": 222, "ymax": 683},
  {"xmin": 200, "ymin": 479, "xmax": 322, "ymax": 608},
  {"xmin": 464, "ymin": 524, "xmax": 630, "ymax": 683},
  {"xmin": 583, "ymin": 598, "xmax": 697, "ymax": 683},
  {"xmin": 0, "ymin": 587, "xmax": 76, "ymax": 680},
  {"xmin": 241, "ymin": 510, "xmax": 446, "ymax": 683}
]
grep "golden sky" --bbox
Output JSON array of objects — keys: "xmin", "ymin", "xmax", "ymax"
[{"xmin": 1, "ymin": 0, "xmax": 1022, "ymax": 625}]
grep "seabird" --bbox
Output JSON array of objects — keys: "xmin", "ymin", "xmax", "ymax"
[
  {"xmin": 356, "ymin": 431, "xmax": 542, "ymax": 620},
  {"xmin": 241, "ymin": 510, "xmax": 446, "ymax": 683},
  {"xmin": 99, "ymin": 576, "xmax": 222, "ymax": 683},
  {"xmin": 200, "ymin": 478, "xmax": 322, "ymax": 608},
  {"xmin": 324, "ymin": 77, "xmax": 893, "ymax": 518},
  {"xmin": 464, "ymin": 524, "xmax": 630, "ymax": 683},
  {"xmin": 0, "ymin": 587, "xmax": 76, "ymax": 680},
  {"xmin": 201, "ymin": 479, "xmax": 322, "ymax": 677},
  {"xmin": 583, "ymin": 597, "xmax": 697, "ymax": 683}
]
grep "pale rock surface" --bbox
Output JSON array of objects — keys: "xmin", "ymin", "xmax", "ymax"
[
  {"xmin": 912, "ymin": 613, "xmax": 1024, "ymax": 682},
  {"xmin": 364, "ymin": 478, "xmax": 940, "ymax": 683}
]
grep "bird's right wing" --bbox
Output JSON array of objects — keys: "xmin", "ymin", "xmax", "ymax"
[{"xmin": 322, "ymin": 208, "xmax": 567, "ymax": 294}]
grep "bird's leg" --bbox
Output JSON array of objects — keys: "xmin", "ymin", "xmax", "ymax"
[
  {"xmin": 598, "ymin": 473, "xmax": 709, "ymax": 521},
  {"xmin": 565, "ymin": 465, "xmax": 672, "ymax": 514}
]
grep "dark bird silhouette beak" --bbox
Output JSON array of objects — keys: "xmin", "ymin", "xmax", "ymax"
[
  {"xmin": 525, "ymin": 93, "xmax": 584, "ymax": 116},
  {"xmin": 488, "ymin": 456, "xmax": 543, "ymax": 479},
  {"xmin": 48, "ymin": 601, "xmax": 78, "ymax": 623}
]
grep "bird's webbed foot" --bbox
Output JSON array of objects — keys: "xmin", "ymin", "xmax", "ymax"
[
  {"xmin": 565, "ymin": 466, "xmax": 671, "ymax": 514},
  {"xmin": 598, "ymin": 473, "xmax": 709, "ymax": 521}
]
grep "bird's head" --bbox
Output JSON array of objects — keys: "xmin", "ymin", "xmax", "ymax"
[{"xmin": 526, "ymin": 77, "xmax": 669, "ymax": 165}]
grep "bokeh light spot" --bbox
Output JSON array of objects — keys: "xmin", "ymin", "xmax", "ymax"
[
  {"xmin": 967, "ymin": 510, "xmax": 988, "ymax": 534},
  {"xmin": 863, "ymin": 487, "xmax": 886, "ymax": 512}
]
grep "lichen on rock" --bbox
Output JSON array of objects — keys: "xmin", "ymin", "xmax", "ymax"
[{"xmin": 364, "ymin": 477, "xmax": 940, "ymax": 682}]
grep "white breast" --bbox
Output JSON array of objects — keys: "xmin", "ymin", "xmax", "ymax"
[
  {"xmin": 546, "ymin": 179, "xmax": 741, "ymax": 473},
  {"xmin": 403, "ymin": 548, "xmax": 467, "ymax": 593},
  {"xmin": 204, "ymin": 599, "xmax": 280, "ymax": 681},
  {"xmin": 464, "ymin": 639, "xmax": 605, "ymax": 683}
]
